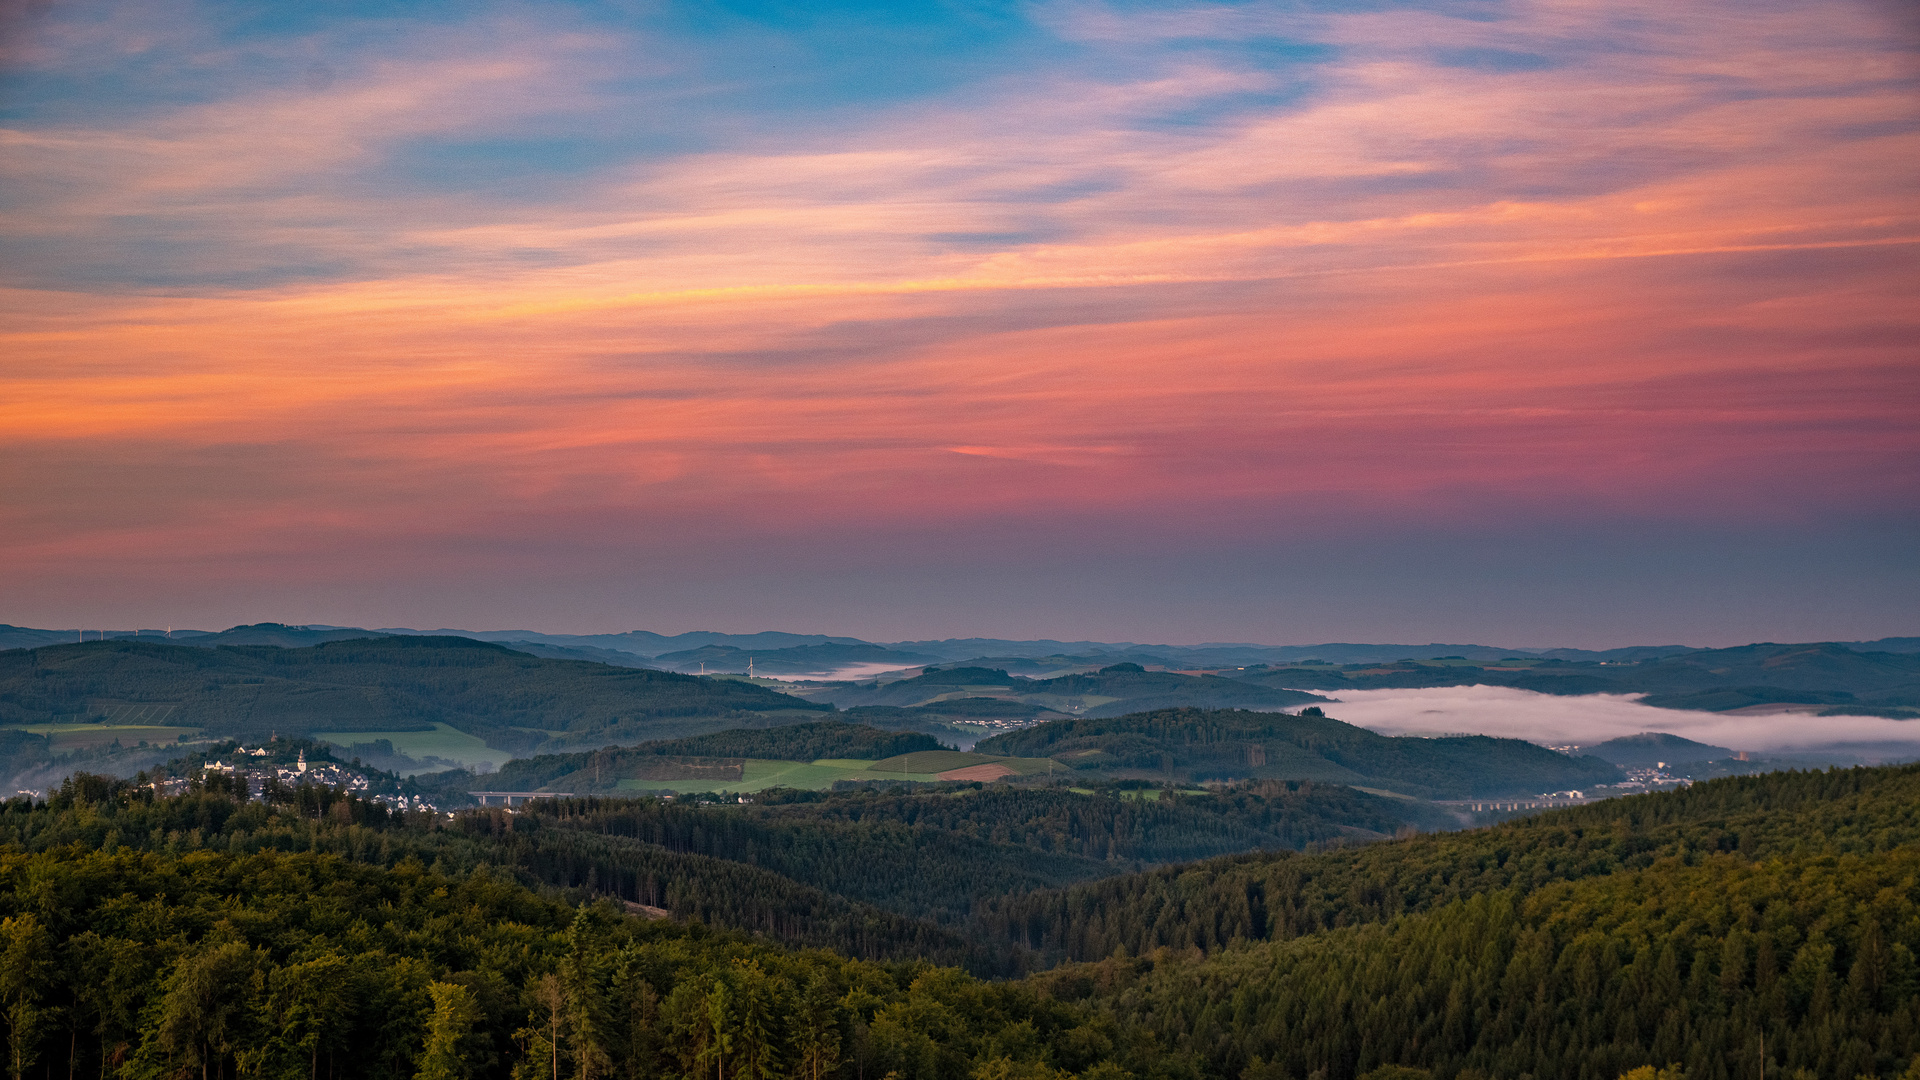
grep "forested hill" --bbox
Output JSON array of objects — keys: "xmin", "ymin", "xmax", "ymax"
[
  {"xmin": 975, "ymin": 762, "xmax": 1920, "ymax": 965},
  {"xmin": 0, "ymin": 775, "xmax": 988, "ymax": 968},
  {"xmin": 1029, "ymin": 663, "xmax": 1329, "ymax": 717},
  {"xmin": 0, "ymin": 636, "xmax": 827, "ymax": 752},
  {"xmin": 484, "ymin": 781, "xmax": 1428, "ymax": 925},
  {"xmin": 1053, "ymin": 838, "xmax": 1918, "ymax": 1079},
  {"xmin": 974, "ymin": 707, "xmax": 1622, "ymax": 797},
  {"xmin": 809, "ymin": 663, "xmax": 1328, "ymax": 715},
  {"xmin": 0, "ymin": 767, "xmax": 1438, "ymax": 965},
  {"xmin": 0, "ymin": 814, "xmax": 1031, "ymax": 1080},
  {"xmin": 487, "ymin": 721, "xmax": 945, "ymax": 790},
  {"xmin": 0, "ymin": 763, "xmax": 1914, "ymax": 1077}
]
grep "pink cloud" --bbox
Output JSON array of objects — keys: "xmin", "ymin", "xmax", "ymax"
[{"xmin": 1, "ymin": 0, "xmax": 1914, "ymax": 631}]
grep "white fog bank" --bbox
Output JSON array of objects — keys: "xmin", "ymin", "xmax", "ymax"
[{"xmin": 1311, "ymin": 685, "xmax": 1920, "ymax": 756}]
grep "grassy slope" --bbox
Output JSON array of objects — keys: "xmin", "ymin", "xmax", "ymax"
[{"xmin": 315, "ymin": 722, "xmax": 503, "ymax": 770}]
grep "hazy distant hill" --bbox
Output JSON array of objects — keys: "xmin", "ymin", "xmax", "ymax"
[
  {"xmin": 804, "ymin": 662, "xmax": 1328, "ymax": 716},
  {"xmin": 179, "ymin": 622, "xmax": 392, "ymax": 647},
  {"xmin": 1038, "ymin": 663, "xmax": 1331, "ymax": 717},
  {"xmin": 483, "ymin": 641, "xmax": 664, "ymax": 668},
  {"xmin": 883, "ymin": 637, "xmax": 1163, "ymax": 660},
  {"xmin": 0, "ymin": 637, "xmax": 827, "ymax": 754},
  {"xmin": 650, "ymin": 641, "xmax": 941, "ymax": 674},
  {"xmin": 974, "ymin": 707, "xmax": 1622, "ymax": 798},
  {"xmin": 1843, "ymin": 636, "xmax": 1920, "ymax": 653},
  {"xmin": 844, "ymin": 699, "xmax": 1061, "ymax": 723},
  {"xmin": 448, "ymin": 629, "xmax": 869, "ymax": 657},
  {"xmin": 1581, "ymin": 732, "xmax": 1734, "ymax": 767},
  {"xmin": 9, "ymin": 621, "xmax": 1915, "ymax": 718},
  {"xmin": 0, "ymin": 624, "xmax": 103, "ymax": 649},
  {"xmin": 10, "ymin": 620, "xmax": 1917, "ymax": 666}
]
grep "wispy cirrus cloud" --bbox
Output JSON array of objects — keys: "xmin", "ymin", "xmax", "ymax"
[{"xmin": 0, "ymin": 0, "xmax": 1913, "ymax": 640}]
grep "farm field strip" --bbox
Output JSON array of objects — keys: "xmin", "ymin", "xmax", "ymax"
[
  {"xmin": 613, "ymin": 758, "xmax": 944, "ymax": 793},
  {"xmin": 314, "ymin": 722, "xmax": 501, "ymax": 771},
  {"xmin": 605, "ymin": 750, "xmax": 1065, "ymax": 794},
  {"xmin": 869, "ymin": 749, "xmax": 1060, "ymax": 775}
]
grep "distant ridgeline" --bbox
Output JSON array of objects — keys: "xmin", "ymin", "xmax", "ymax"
[
  {"xmin": 6, "ymin": 624, "xmax": 1917, "ymax": 718},
  {"xmin": 6, "ymin": 632, "xmax": 1915, "ymax": 806},
  {"xmin": 1234, "ymin": 641, "xmax": 1920, "ymax": 717},
  {"xmin": 813, "ymin": 662, "xmax": 1328, "ymax": 718},
  {"xmin": 0, "ymin": 761, "xmax": 1913, "ymax": 1078}
]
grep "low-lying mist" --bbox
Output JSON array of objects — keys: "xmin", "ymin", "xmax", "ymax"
[{"xmin": 1320, "ymin": 685, "xmax": 1920, "ymax": 758}]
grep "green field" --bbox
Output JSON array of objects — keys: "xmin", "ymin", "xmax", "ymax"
[
  {"xmin": 9, "ymin": 723, "xmax": 201, "ymax": 753},
  {"xmin": 314, "ymin": 722, "xmax": 502, "ymax": 771},
  {"xmin": 608, "ymin": 755, "xmax": 1030, "ymax": 794}
]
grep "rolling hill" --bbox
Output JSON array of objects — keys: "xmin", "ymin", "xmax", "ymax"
[
  {"xmin": 1580, "ymin": 732, "xmax": 1735, "ymax": 767},
  {"xmin": 650, "ymin": 641, "xmax": 941, "ymax": 675},
  {"xmin": 0, "ymin": 637, "xmax": 829, "ymax": 760},
  {"xmin": 483, "ymin": 720, "xmax": 949, "ymax": 792},
  {"xmin": 806, "ymin": 662, "xmax": 1328, "ymax": 717},
  {"xmin": 4, "ymin": 755, "xmax": 1913, "ymax": 1079},
  {"xmin": 974, "ymin": 707, "xmax": 1622, "ymax": 797}
]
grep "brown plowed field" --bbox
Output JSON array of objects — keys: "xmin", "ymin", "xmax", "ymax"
[{"xmin": 937, "ymin": 763, "xmax": 1015, "ymax": 782}]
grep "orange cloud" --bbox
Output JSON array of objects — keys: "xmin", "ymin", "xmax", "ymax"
[{"xmin": 1, "ymin": 0, "xmax": 1914, "ymax": 632}]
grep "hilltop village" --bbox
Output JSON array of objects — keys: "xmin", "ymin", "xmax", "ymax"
[{"xmin": 148, "ymin": 742, "xmax": 442, "ymax": 814}]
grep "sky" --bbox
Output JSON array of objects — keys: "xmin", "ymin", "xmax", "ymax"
[{"xmin": 1, "ymin": 0, "xmax": 1916, "ymax": 647}]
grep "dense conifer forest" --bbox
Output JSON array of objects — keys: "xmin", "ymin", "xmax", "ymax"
[
  {"xmin": 975, "ymin": 765, "xmax": 1920, "ymax": 965},
  {"xmin": 0, "ymin": 761, "xmax": 1914, "ymax": 1077}
]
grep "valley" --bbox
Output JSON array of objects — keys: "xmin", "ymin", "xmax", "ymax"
[{"xmin": 0, "ymin": 625, "xmax": 1912, "ymax": 1077}]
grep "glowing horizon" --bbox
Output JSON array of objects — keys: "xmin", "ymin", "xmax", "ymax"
[{"xmin": 2, "ymin": 0, "xmax": 1915, "ymax": 647}]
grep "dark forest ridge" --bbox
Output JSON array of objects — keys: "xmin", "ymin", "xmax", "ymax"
[{"xmin": 0, "ymin": 757, "xmax": 1912, "ymax": 1078}]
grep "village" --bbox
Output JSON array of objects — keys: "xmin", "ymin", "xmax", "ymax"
[{"xmin": 151, "ymin": 746, "xmax": 443, "ymax": 814}]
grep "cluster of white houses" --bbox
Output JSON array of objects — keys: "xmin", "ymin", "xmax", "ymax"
[{"xmin": 157, "ymin": 748, "xmax": 439, "ymax": 812}]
